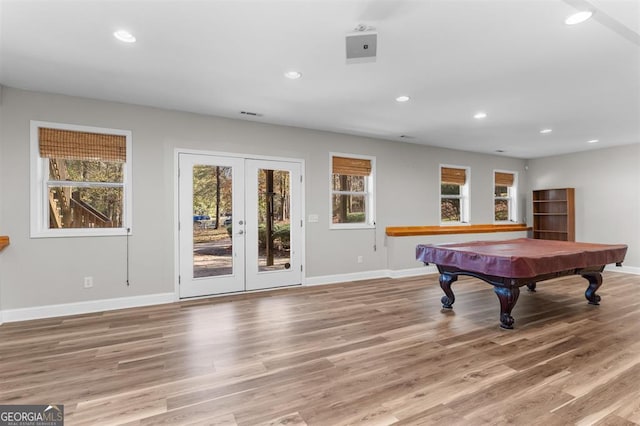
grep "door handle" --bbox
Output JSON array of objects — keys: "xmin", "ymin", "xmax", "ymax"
[{"xmin": 238, "ymin": 230, "xmax": 244, "ymax": 235}]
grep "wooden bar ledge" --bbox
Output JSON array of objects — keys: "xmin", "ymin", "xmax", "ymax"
[
  {"xmin": 385, "ymin": 223, "xmax": 531, "ymax": 237},
  {"xmin": 0, "ymin": 236, "xmax": 9, "ymax": 251}
]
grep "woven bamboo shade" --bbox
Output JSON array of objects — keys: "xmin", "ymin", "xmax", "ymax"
[
  {"xmin": 39, "ymin": 128, "xmax": 126, "ymax": 162},
  {"xmin": 441, "ymin": 167, "xmax": 466, "ymax": 185},
  {"xmin": 332, "ymin": 156, "xmax": 372, "ymax": 176},
  {"xmin": 495, "ymin": 172, "xmax": 515, "ymax": 186}
]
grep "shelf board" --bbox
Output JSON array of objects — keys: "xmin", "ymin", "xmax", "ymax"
[
  {"xmin": 533, "ymin": 213, "xmax": 568, "ymax": 216},
  {"xmin": 0, "ymin": 236, "xmax": 9, "ymax": 252},
  {"xmin": 385, "ymin": 223, "xmax": 531, "ymax": 237},
  {"xmin": 533, "ymin": 230, "xmax": 568, "ymax": 234},
  {"xmin": 533, "ymin": 200, "xmax": 568, "ymax": 203}
]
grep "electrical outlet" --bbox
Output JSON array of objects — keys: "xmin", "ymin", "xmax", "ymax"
[
  {"xmin": 357, "ymin": 256, "xmax": 363, "ymax": 264},
  {"xmin": 83, "ymin": 276, "xmax": 94, "ymax": 288}
]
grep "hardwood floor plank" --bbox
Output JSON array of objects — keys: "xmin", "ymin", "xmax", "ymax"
[
  {"xmin": 550, "ymin": 363, "xmax": 640, "ymax": 424},
  {"xmin": 595, "ymin": 414, "xmax": 640, "ymax": 426},
  {"xmin": 610, "ymin": 391, "xmax": 640, "ymax": 424},
  {"xmin": 254, "ymin": 412, "xmax": 308, "ymax": 426}
]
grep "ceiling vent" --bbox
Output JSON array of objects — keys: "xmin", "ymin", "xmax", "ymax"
[
  {"xmin": 240, "ymin": 111, "xmax": 262, "ymax": 117},
  {"xmin": 346, "ymin": 24, "xmax": 377, "ymax": 64}
]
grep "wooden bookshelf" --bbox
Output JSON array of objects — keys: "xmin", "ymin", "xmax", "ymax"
[{"xmin": 532, "ymin": 188, "xmax": 575, "ymax": 241}]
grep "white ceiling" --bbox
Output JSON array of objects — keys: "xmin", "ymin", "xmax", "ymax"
[{"xmin": 1, "ymin": 0, "xmax": 638, "ymax": 159}]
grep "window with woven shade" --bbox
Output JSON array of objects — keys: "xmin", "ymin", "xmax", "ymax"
[
  {"xmin": 30, "ymin": 121, "xmax": 132, "ymax": 237},
  {"xmin": 331, "ymin": 153, "xmax": 375, "ymax": 228},
  {"xmin": 440, "ymin": 165, "xmax": 470, "ymax": 223},
  {"xmin": 494, "ymin": 170, "xmax": 517, "ymax": 222}
]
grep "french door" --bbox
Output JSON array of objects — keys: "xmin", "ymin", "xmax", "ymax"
[{"xmin": 178, "ymin": 153, "xmax": 302, "ymax": 298}]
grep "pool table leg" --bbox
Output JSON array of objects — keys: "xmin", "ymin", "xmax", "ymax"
[
  {"xmin": 439, "ymin": 273, "xmax": 458, "ymax": 309},
  {"xmin": 582, "ymin": 272, "xmax": 602, "ymax": 305},
  {"xmin": 494, "ymin": 286, "xmax": 520, "ymax": 329}
]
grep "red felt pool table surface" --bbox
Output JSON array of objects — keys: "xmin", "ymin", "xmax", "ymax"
[{"xmin": 416, "ymin": 238, "xmax": 627, "ymax": 279}]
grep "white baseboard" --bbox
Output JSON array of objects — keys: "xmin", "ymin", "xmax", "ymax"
[
  {"xmin": 305, "ymin": 269, "xmax": 390, "ymax": 286},
  {"xmin": 1, "ymin": 292, "xmax": 175, "ymax": 323},
  {"xmin": 305, "ymin": 266, "xmax": 436, "ymax": 286},
  {"xmin": 2, "ymin": 267, "xmax": 431, "ymax": 323},
  {"xmin": 605, "ymin": 264, "xmax": 640, "ymax": 275},
  {"xmin": 387, "ymin": 265, "xmax": 438, "ymax": 278}
]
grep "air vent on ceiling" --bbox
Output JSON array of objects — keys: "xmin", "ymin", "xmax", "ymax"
[
  {"xmin": 240, "ymin": 111, "xmax": 262, "ymax": 117},
  {"xmin": 399, "ymin": 135, "xmax": 414, "ymax": 139}
]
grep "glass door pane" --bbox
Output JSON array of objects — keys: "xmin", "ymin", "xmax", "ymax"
[
  {"xmin": 257, "ymin": 169, "xmax": 291, "ymax": 272},
  {"xmin": 192, "ymin": 165, "xmax": 233, "ymax": 278}
]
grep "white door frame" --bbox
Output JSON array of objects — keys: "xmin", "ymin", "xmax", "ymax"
[{"xmin": 173, "ymin": 148, "xmax": 306, "ymax": 300}]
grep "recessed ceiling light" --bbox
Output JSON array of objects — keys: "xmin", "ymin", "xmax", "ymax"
[
  {"xmin": 395, "ymin": 95, "xmax": 410, "ymax": 102},
  {"xmin": 587, "ymin": 139, "xmax": 599, "ymax": 144},
  {"xmin": 474, "ymin": 112, "xmax": 487, "ymax": 119},
  {"xmin": 284, "ymin": 71, "xmax": 302, "ymax": 79},
  {"xmin": 565, "ymin": 11, "xmax": 593, "ymax": 25},
  {"xmin": 540, "ymin": 128, "xmax": 553, "ymax": 134},
  {"xmin": 113, "ymin": 30, "xmax": 136, "ymax": 43}
]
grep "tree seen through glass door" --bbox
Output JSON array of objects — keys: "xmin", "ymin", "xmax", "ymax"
[{"xmin": 257, "ymin": 169, "xmax": 291, "ymax": 272}]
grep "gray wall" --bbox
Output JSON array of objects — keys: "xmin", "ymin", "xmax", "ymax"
[
  {"xmin": 527, "ymin": 143, "xmax": 640, "ymax": 268},
  {"xmin": 0, "ymin": 87, "xmax": 528, "ymax": 311}
]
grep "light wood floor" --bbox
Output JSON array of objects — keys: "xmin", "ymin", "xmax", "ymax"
[{"xmin": 1, "ymin": 272, "xmax": 639, "ymax": 425}]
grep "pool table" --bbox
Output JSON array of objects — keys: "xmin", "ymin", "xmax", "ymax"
[{"xmin": 416, "ymin": 238, "xmax": 628, "ymax": 329}]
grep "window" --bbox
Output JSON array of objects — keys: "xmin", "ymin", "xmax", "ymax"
[
  {"xmin": 30, "ymin": 121, "xmax": 132, "ymax": 237},
  {"xmin": 494, "ymin": 170, "xmax": 517, "ymax": 222},
  {"xmin": 330, "ymin": 153, "xmax": 375, "ymax": 228},
  {"xmin": 440, "ymin": 165, "xmax": 469, "ymax": 223}
]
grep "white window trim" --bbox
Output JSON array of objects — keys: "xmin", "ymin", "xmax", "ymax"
[
  {"xmin": 30, "ymin": 120, "xmax": 133, "ymax": 238},
  {"xmin": 493, "ymin": 169, "xmax": 518, "ymax": 224},
  {"xmin": 439, "ymin": 164, "xmax": 470, "ymax": 225},
  {"xmin": 329, "ymin": 152, "xmax": 376, "ymax": 230}
]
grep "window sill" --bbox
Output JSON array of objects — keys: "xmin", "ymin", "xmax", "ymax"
[
  {"xmin": 30, "ymin": 228, "xmax": 131, "ymax": 238},
  {"xmin": 385, "ymin": 223, "xmax": 531, "ymax": 237},
  {"xmin": 0, "ymin": 236, "xmax": 9, "ymax": 251}
]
